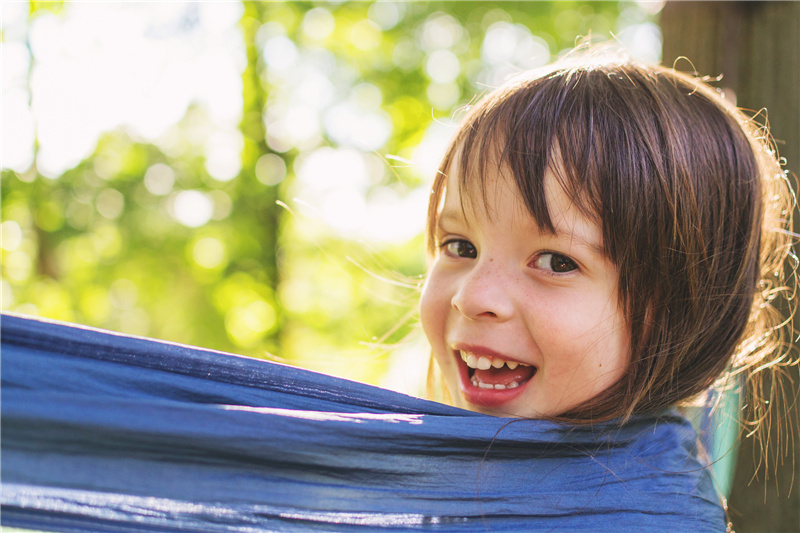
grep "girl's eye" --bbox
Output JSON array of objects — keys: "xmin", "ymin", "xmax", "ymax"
[
  {"xmin": 533, "ymin": 253, "xmax": 578, "ymax": 274},
  {"xmin": 442, "ymin": 239, "xmax": 477, "ymax": 259}
]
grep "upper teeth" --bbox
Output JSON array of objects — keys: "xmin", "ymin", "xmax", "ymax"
[{"xmin": 460, "ymin": 351, "xmax": 530, "ymax": 370}]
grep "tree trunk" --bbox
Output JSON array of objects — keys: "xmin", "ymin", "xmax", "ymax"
[
  {"xmin": 238, "ymin": 2, "xmax": 283, "ymax": 353},
  {"xmin": 662, "ymin": 3, "xmax": 800, "ymax": 532}
]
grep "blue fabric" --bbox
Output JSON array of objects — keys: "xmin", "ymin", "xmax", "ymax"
[{"xmin": 1, "ymin": 314, "xmax": 725, "ymax": 532}]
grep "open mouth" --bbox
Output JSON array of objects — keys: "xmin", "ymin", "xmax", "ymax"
[{"xmin": 456, "ymin": 349, "xmax": 537, "ymax": 408}]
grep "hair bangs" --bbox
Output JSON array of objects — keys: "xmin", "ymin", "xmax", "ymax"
[{"xmin": 429, "ymin": 70, "xmax": 609, "ymax": 256}]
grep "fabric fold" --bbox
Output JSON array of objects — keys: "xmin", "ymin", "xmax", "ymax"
[{"xmin": 1, "ymin": 314, "xmax": 725, "ymax": 532}]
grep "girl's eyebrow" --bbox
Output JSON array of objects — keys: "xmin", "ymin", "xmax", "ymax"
[
  {"xmin": 437, "ymin": 208, "xmax": 469, "ymax": 228},
  {"xmin": 549, "ymin": 226, "xmax": 605, "ymax": 257}
]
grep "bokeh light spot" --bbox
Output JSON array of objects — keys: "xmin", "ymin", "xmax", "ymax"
[
  {"xmin": 349, "ymin": 19, "xmax": 381, "ymax": 52},
  {"xmin": 210, "ymin": 190, "xmax": 233, "ymax": 221},
  {"xmin": 96, "ymin": 188, "xmax": 125, "ymax": 220},
  {"xmin": 144, "ymin": 163, "xmax": 176, "ymax": 196},
  {"xmin": 255, "ymin": 153, "xmax": 287, "ymax": 186},
  {"xmin": 302, "ymin": 7, "xmax": 335, "ymax": 40},
  {"xmin": 5, "ymin": 250, "xmax": 33, "ymax": 282},
  {"xmin": 619, "ymin": 22, "xmax": 662, "ymax": 64},
  {"xmin": 1, "ymin": 221, "xmax": 23, "ymax": 251},
  {"xmin": 225, "ymin": 300, "xmax": 276, "ymax": 347},
  {"xmin": 263, "ymin": 35, "xmax": 298, "ymax": 72},
  {"xmin": 2, "ymin": 280, "xmax": 15, "ymax": 308},
  {"xmin": 192, "ymin": 236, "xmax": 228, "ymax": 270},
  {"xmin": 324, "ymin": 103, "xmax": 391, "ymax": 151},
  {"xmin": 368, "ymin": 2, "xmax": 403, "ymax": 31},
  {"xmin": 2, "ymin": 87, "xmax": 36, "ymax": 172},
  {"xmin": 204, "ymin": 129, "xmax": 242, "ymax": 182},
  {"xmin": 172, "ymin": 190, "xmax": 214, "ymax": 228},
  {"xmin": 420, "ymin": 13, "xmax": 464, "ymax": 51},
  {"xmin": 425, "ymin": 50, "xmax": 461, "ymax": 83}
]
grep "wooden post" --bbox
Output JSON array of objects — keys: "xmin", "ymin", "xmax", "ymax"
[{"xmin": 661, "ymin": 3, "xmax": 800, "ymax": 532}]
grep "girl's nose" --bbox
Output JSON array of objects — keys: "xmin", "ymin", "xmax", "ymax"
[{"xmin": 451, "ymin": 263, "xmax": 514, "ymax": 321}]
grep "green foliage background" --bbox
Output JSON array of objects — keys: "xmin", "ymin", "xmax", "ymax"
[{"xmin": 2, "ymin": 1, "xmax": 655, "ymax": 393}]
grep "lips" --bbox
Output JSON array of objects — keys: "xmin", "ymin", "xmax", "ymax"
[{"xmin": 454, "ymin": 347, "xmax": 537, "ymax": 408}]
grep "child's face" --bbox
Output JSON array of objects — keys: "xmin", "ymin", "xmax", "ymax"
[{"xmin": 420, "ymin": 162, "xmax": 630, "ymax": 418}]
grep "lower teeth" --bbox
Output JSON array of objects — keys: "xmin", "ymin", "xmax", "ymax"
[{"xmin": 471, "ymin": 378, "xmax": 519, "ymax": 390}]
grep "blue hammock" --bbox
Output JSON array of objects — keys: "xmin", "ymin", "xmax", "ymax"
[{"xmin": 1, "ymin": 314, "xmax": 726, "ymax": 532}]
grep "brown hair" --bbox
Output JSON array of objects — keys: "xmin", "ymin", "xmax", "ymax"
[{"xmin": 425, "ymin": 48, "xmax": 797, "ymax": 437}]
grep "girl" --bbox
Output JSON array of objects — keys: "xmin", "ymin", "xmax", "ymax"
[{"xmin": 420, "ymin": 46, "xmax": 795, "ymax": 453}]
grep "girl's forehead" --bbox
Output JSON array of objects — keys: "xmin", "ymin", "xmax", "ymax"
[
  {"xmin": 443, "ymin": 141, "xmax": 599, "ymax": 225},
  {"xmin": 441, "ymin": 154, "xmax": 522, "ymax": 223},
  {"xmin": 442, "ymin": 160, "xmax": 599, "ymax": 239},
  {"xmin": 443, "ymin": 142, "xmax": 518, "ymax": 215}
]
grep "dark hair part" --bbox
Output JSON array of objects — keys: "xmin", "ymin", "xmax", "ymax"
[{"xmin": 426, "ymin": 50, "xmax": 796, "ymax": 433}]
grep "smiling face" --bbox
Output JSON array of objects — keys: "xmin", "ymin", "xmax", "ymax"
[{"xmin": 419, "ymin": 163, "xmax": 630, "ymax": 418}]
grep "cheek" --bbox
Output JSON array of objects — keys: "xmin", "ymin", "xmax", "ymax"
[
  {"xmin": 419, "ymin": 272, "xmax": 462, "ymax": 387},
  {"xmin": 530, "ymin": 293, "xmax": 629, "ymax": 369},
  {"xmin": 525, "ymin": 294, "xmax": 599, "ymax": 339},
  {"xmin": 419, "ymin": 272, "xmax": 448, "ymax": 344},
  {"xmin": 562, "ymin": 308, "xmax": 630, "ymax": 386},
  {"xmin": 536, "ymin": 291, "xmax": 622, "ymax": 334}
]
